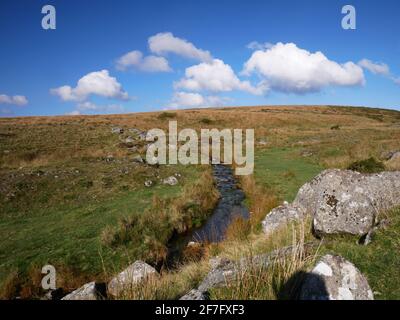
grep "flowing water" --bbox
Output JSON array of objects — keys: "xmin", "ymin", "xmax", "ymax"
[{"xmin": 165, "ymin": 164, "xmax": 249, "ymax": 267}]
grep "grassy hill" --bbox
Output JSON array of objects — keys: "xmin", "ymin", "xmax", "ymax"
[{"xmin": 1, "ymin": 105, "xmax": 400, "ymax": 299}]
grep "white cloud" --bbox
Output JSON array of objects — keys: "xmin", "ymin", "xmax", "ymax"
[
  {"xmin": 246, "ymin": 41, "xmax": 273, "ymax": 50},
  {"xmin": 175, "ymin": 59, "xmax": 266, "ymax": 95},
  {"xmin": 393, "ymin": 77, "xmax": 400, "ymax": 85},
  {"xmin": 0, "ymin": 94, "xmax": 28, "ymax": 106},
  {"xmin": 148, "ymin": 32, "xmax": 212, "ymax": 62},
  {"xmin": 116, "ymin": 50, "xmax": 171, "ymax": 72},
  {"xmin": 242, "ymin": 42, "xmax": 365, "ymax": 94},
  {"xmin": 358, "ymin": 59, "xmax": 390, "ymax": 76},
  {"xmin": 51, "ymin": 70, "xmax": 129, "ymax": 102},
  {"xmin": 167, "ymin": 91, "xmax": 231, "ymax": 109}
]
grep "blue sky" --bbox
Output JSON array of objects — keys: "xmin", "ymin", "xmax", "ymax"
[{"xmin": 0, "ymin": 0, "xmax": 400, "ymax": 117}]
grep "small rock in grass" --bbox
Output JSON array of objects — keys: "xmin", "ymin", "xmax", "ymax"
[{"xmin": 163, "ymin": 176, "xmax": 178, "ymax": 186}]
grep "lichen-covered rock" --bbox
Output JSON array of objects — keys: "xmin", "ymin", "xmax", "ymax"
[
  {"xmin": 300, "ymin": 255, "xmax": 374, "ymax": 300},
  {"xmin": 61, "ymin": 282, "xmax": 106, "ymax": 300},
  {"xmin": 262, "ymin": 203, "xmax": 306, "ymax": 236},
  {"xmin": 108, "ymin": 261, "xmax": 157, "ymax": 297},
  {"xmin": 180, "ymin": 289, "xmax": 207, "ymax": 300},
  {"xmin": 310, "ymin": 170, "xmax": 400, "ymax": 236},
  {"xmin": 262, "ymin": 169, "xmax": 400, "ymax": 238}
]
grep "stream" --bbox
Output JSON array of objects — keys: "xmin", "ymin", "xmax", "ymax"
[{"xmin": 165, "ymin": 164, "xmax": 250, "ymax": 267}]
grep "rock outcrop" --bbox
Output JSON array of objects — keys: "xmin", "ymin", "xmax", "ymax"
[
  {"xmin": 62, "ymin": 282, "xmax": 106, "ymax": 300},
  {"xmin": 107, "ymin": 261, "xmax": 157, "ymax": 297},
  {"xmin": 262, "ymin": 169, "xmax": 400, "ymax": 238},
  {"xmin": 300, "ymin": 255, "xmax": 374, "ymax": 300}
]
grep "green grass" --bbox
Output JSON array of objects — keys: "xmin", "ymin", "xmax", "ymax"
[
  {"xmin": 0, "ymin": 164, "xmax": 202, "ymax": 288},
  {"xmin": 253, "ymin": 148, "xmax": 322, "ymax": 202},
  {"xmin": 320, "ymin": 207, "xmax": 400, "ymax": 300}
]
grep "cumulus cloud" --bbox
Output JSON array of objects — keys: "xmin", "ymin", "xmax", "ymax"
[
  {"xmin": 51, "ymin": 70, "xmax": 129, "ymax": 102},
  {"xmin": 242, "ymin": 42, "xmax": 365, "ymax": 94},
  {"xmin": 175, "ymin": 59, "xmax": 266, "ymax": 95},
  {"xmin": 0, "ymin": 94, "xmax": 28, "ymax": 106},
  {"xmin": 149, "ymin": 32, "xmax": 212, "ymax": 62},
  {"xmin": 167, "ymin": 91, "xmax": 231, "ymax": 109},
  {"xmin": 116, "ymin": 50, "xmax": 171, "ymax": 72},
  {"xmin": 358, "ymin": 59, "xmax": 390, "ymax": 76}
]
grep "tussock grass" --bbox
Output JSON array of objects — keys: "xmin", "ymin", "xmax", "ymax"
[
  {"xmin": 100, "ymin": 169, "xmax": 219, "ymax": 265},
  {"xmin": 209, "ymin": 221, "xmax": 318, "ymax": 300},
  {"xmin": 115, "ymin": 260, "xmax": 210, "ymax": 300}
]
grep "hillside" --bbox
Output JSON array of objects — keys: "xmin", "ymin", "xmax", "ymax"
[{"xmin": 1, "ymin": 105, "xmax": 400, "ymax": 299}]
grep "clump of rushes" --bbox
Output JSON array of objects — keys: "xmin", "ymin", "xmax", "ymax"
[
  {"xmin": 239, "ymin": 174, "xmax": 278, "ymax": 232},
  {"xmin": 100, "ymin": 168, "xmax": 219, "ymax": 266},
  {"xmin": 347, "ymin": 157, "xmax": 385, "ymax": 173}
]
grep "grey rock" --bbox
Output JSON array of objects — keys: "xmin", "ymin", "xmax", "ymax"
[
  {"xmin": 62, "ymin": 282, "xmax": 106, "ymax": 300},
  {"xmin": 108, "ymin": 261, "xmax": 157, "ymax": 297},
  {"xmin": 124, "ymin": 136, "xmax": 135, "ymax": 144},
  {"xmin": 380, "ymin": 150, "xmax": 400, "ymax": 161},
  {"xmin": 390, "ymin": 151, "xmax": 400, "ymax": 161},
  {"xmin": 144, "ymin": 180, "xmax": 153, "ymax": 187},
  {"xmin": 300, "ymin": 255, "xmax": 374, "ymax": 300},
  {"xmin": 257, "ymin": 139, "xmax": 267, "ymax": 146},
  {"xmin": 132, "ymin": 155, "xmax": 145, "ymax": 164},
  {"xmin": 163, "ymin": 176, "xmax": 178, "ymax": 186},
  {"xmin": 105, "ymin": 155, "xmax": 114, "ymax": 162},
  {"xmin": 129, "ymin": 128, "xmax": 148, "ymax": 140},
  {"xmin": 111, "ymin": 127, "xmax": 124, "ymax": 134},
  {"xmin": 262, "ymin": 169, "xmax": 400, "ymax": 238},
  {"xmin": 309, "ymin": 170, "xmax": 400, "ymax": 236},
  {"xmin": 262, "ymin": 203, "xmax": 306, "ymax": 236},
  {"xmin": 180, "ymin": 289, "xmax": 207, "ymax": 300}
]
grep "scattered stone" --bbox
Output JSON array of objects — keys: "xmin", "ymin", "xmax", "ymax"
[
  {"xmin": 124, "ymin": 136, "xmax": 135, "ymax": 144},
  {"xmin": 144, "ymin": 180, "xmax": 153, "ymax": 187},
  {"xmin": 300, "ymin": 150, "xmax": 313, "ymax": 157},
  {"xmin": 163, "ymin": 176, "xmax": 178, "ymax": 186},
  {"xmin": 129, "ymin": 128, "xmax": 147, "ymax": 140},
  {"xmin": 257, "ymin": 139, "xmax": 267, "ymax": 146},
  {"xmin": 300, "ymin": 254, "xmax": 374, "ymax": 300},
  {"xmin": 111, "ymin": 127, "xmax": 124, "ymax": 134},
  {"xmin": 132, "ymin": 155, "xmax": 145, "ymax": 164},
  {"xmin": 108, "ymin": 261, "xmax": 158, "ymax": 297},
  {"xmin": 106, "ymin": 155, "xmax": 114, "ymax": 162},
  {"xmin": 61, "ymin": 282, "xmax": 106, "ymax": 300}
]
